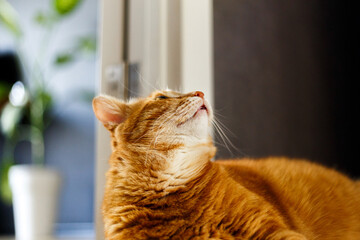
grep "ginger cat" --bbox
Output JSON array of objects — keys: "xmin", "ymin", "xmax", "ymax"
[{"xmin": 93, "ymin": 90, "xmax": 360, "ymax": 240}]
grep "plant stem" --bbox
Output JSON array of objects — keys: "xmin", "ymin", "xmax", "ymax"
[
  {"xmin": 30, "ymin": 92, "xmax": 45, "ymax": 165},
  {"xmin": 30, "ymin": 125, "xmax": 44, "ymax": 165}
]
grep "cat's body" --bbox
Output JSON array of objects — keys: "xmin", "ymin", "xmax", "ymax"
[{"xmin": 93, "ymin": 90, "xmax": 360, "ymax": 239}]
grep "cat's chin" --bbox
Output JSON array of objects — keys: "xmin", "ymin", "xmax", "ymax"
[
  {"xmin": 194, "ymin": 107, "xmax": 209, "ymax": 118},
  {"xmin": 178, "ymin": 115, "xmax": 210, "ymax": 142},
  {"xmin": 176, "ymin": 99, "xmax": 212, "ymax": 141},
  {"xmin": 177, "ymin": 108, "xmax": 209, "ymax": 128},
  {"xmin": 178, "ymin": 99, "xmax": 212, "ymax": 126}
]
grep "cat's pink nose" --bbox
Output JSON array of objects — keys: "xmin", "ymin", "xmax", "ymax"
[{"xmin": 194, "ymin": 91, "xmax": 204, "ymax": 99}]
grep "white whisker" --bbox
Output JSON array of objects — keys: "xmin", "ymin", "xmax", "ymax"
[
  {"xmin": 213, "ymin": 112, "xmax": 237, "ymax": 137},
  {"xmin": 212, "ymin": 117, "xmax": 243, "ymax": 157},
  {"xmin": 135, "ymin": 68, "xmax": 159, "ymax": 93}
]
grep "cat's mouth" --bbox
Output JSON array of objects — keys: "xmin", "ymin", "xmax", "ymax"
[
  {"xmin": 200, "ymin": 104, "xmax": 208, "ymax": 111},
  {"xmin": 177, "ymin": 103, "xmax": 209, "ymax": 127},
  {"xmin": 192, "ymin": 103, "xmax": 209, "ymax": 120},
  {"xmin": 198, "ymin": 104, "xmax": 208, "ymax": 114}
]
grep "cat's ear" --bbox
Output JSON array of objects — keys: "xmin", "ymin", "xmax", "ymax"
[{"xmin": 92, "ymin": 95, "xmax": 129, "ymax": 129}]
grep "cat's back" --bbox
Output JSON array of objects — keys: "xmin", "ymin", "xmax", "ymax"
[{"xmin": 215, "ymin": 157, "xmax": 360, "ymax": 239}]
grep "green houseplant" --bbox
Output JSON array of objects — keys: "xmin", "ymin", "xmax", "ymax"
[
  {"xmin": 0, "ymin": 0, "xmax": 95, "ymax": 204},
  {"xmin": 0, "ymin": 1, "xmax": 95, "ymax": 237}
]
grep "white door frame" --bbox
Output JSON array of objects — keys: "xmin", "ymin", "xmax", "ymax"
[
  {"xmin": 95, "ymin": 1, "xmax": 213, "ymax": 239},
  {"xmin": 181, "ymin": 0, "xmax": 214, "ymax": 104},
  {"xmin": 95, "ymin": 1, "xmax": 127, "ymax": 240}
]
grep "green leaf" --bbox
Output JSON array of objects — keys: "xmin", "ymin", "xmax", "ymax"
[
  {"xmin": 34, "ymin": 11, "xmax": 58, "ymax": 27},
  {"xmin": 39, "ymin": 90, "xmax": 53, "ymax": 112},
  {"xmin": 0, "ymin": 102, "xmax": 24, "ymax": 137},
  {"xmin": 54, "ymin": 0, "xmax": 82, "ymax": 15},
  {"xmin": 0, "ymin": 82, "xmax": 11, "ymax": 101},
  {"xmin": 54, "ymin": 53, "xmax": 74, "ymax": 65},
  {"xmin": 0, "ymin": 0, "xmax": 21, "ymax": 37},
  {"xmin": 77, "ymin": 36, "xmax": 96, "ymax": 54},
  {"xmin": 0, "ymin": 161, "xmax": 13, "ymax": 205},
  {"xmin": 34, "ymin": 11, "xmax": 46, "ymax": 25},
  {"xmin": 34, "ymin": 11, "xmax": 50, "ymax": 26}
]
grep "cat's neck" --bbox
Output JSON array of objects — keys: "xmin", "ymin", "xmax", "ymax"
[
  {"xmin": 166, "ymin": 140, "xmax": 216, "ymax": 176},
  {"xmin": 110, "ymin": 139, "xmax": 216, "ymax": 205}
]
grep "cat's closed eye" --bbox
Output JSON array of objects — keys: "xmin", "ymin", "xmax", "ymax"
[{"xmin": 156, "ymin": 95, "xmax": 168, "ymax": 99}]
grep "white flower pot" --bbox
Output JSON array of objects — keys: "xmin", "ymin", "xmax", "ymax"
[{"xmin": 9, "ymin": 165, "xmax": 61, "ymax": 240}]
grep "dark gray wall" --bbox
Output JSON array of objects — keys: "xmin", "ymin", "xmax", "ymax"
[{"xmin": 213, "ymin": 0, "xmax": 359, "ymax": 176}]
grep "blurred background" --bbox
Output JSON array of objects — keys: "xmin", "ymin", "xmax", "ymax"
[
  {"xmin": 0, "ymin": 0, "xmax": 97, "ymax": 237},
  {"xmin": 213, "ymin": 0, "xmax": 359, "ymax": 177},
  {"xmin": 1, "ymin": 0, "xmax": 359, "ymax": 239}
]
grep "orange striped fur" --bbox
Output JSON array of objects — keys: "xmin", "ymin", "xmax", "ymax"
[{"xmin": 93, "ymin": 90, "xmax": 360, "ymax": 239}]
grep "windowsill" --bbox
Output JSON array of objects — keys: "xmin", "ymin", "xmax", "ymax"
[
  {"xmin": 0, "ymin": 223, "xmax": 95, "ymax": 240},
  {"xmin": 0, "ymin": 237, "xmax": 94, "ymax": 240},
  {"xmin": 0, "ymin": 232, "xmax": 94, "ymax": 240}
]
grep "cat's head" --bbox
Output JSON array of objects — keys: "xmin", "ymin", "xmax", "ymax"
[{"xmin": 93, "ymin": 90, "xmax": 213, "ymax": 151}]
